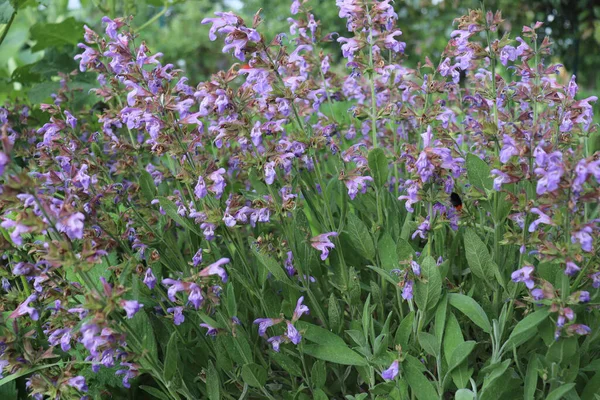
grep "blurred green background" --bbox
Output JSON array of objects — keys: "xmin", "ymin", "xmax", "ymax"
[{"xmin": 1, "ymin": 0, "xmax": 599, "ymax": 104}]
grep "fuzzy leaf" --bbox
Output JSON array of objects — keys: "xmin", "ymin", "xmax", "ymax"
[
  {"xmin": 241, "ymin": 363, "xmax": 267, "ymax": 388},
  {"xmin": 368, "ymin": 148, "xmax": 389, "ymax": 188},
  {"xmin": 414, "ymin": 256, "xmax": 442, "ymax": 312},
  {"xmin": 448, "ymin": 293, "xmax": 492, "ymax": 333},
  {"xmin": 303, "ymin": 344, "xmax": 367, "ymax": 366},
  {"xmin": 345, "ymin": 213, "xmax": 375, "ymax": 260}
]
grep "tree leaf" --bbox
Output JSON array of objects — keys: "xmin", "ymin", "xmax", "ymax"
[
  {"xmin": 418, "ymin": 332, "xmax": 438, "ymax": 357},
  {"xmin": 241, "ymin": 363, "xmax": 267, "ymax": 388},
  {"xmin": 345, "ymin": 213, "xmax": 375, "ymax": 260},
  {"xmin": 403, "ymin": 355, "xmax": 439, "ymax": 400},
  {"xmin": 466, "ymin": 153, "xmax": 492, "ymax": 192},
  {"xmin": 463, "ymin": 228, "xmax": 496, "ymax": 282},
  {"xmin": 30, "ymin": 17, "xmax": 84, "ymax": 52},
  {"xmin": 504, "ymin": 308, "xmax": 550, "ymax": 350},
  {"xmin": 163, "ymin": 332, "xmax": 179, "ymax": 382},
  {"xmin": 368, "ymin": 148, "xmax": 388, "ymax": 188},
  {"xmin": 414, "ymin": 256, "xmax": 442, "ymax": 312},
  {"xmin": 303, "ymin": 344, "xmax": 367, "ymax": 366},
  {"xmin": 206, "ymin": 361, "xmax": 220, "ymax": 400},
  {"xmin": 448, "ymin": 293, "xmax": 492, "ymax": 333}
]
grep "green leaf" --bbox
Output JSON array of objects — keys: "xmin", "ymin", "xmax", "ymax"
[
  {"xmin": 313, "ymin": 389, "xmax": 328, "ymax": 400},
  {"xmin": 0, "ymin": 1, "xmax": 15, "ymax": 25},
  {"xmin": 345, "ymin": 213, "xmax": 375, "ymax": 260},
  {"xmin": 466, "ymin": 153, "xmax": 492, "ymax": 192},
  {"xmin": 206, "ymin": 361, "xmax": 220, "ymax": 400},
  {"xmin": 448, "ymin": 294, "xmax": 491, "ymax": 333},
  {"xmin": 139, "ymin": 171, "xmax": 156, "ymax": 202},
  {"xmin": 254, "ymin": 250, "xmax": 290, "ymax": 282},
  {"xmin": 30, "ymin": 17, "xmax": 84, "ymax": 52},
  {"xmin": 396, "ymin": 311, "xmax": 414, "ymax": 350},
  {"xmin": 0, "ymin": 380, "xmax": 17, "ymax": 400},
  {"xmin": 434, "ymin": 295, "xmax": 448, "ymax": 346},
  {"xmin": 403, "ymin": 355, "xmax": 439, "ymax": 400},
  {"xmin": 296, "ymin": 321, "xmax": 347, "ymax": 347},
  {"xmin": 414, "ymin": 256, "xmax": 442, "ymax": 312},
  {"xmin": 303, "ymin": 344, "xmax": 367, "ymax": 366},
  {"xmin": 270, "ymin": 351, "xmax": 303, "ymax": 377},
  {"xmin": 362, "ymin": 294, "xmax": 372, "ymax": 341},
  {"xmin": 546, "ymin": 384, "xmax": 575, "ymax": 400},
  {"xmin": 581, "ymin": 371, "xmax": 600, "ymax": 400},
  {"xmin": 140, "ymin": 386, "xmax": 171, "ymax": 400},
  {"xmin": 163, "ymin": 332, "xmax": 179, "ymax": 382},
  {"xmin": 396, "ymin": 237, "xmax": 415, "ymax": 261},
  {"xmin": 448, "ymin": 341, "xmax": 476, "ymax": 371},
  {"xmin": 481, "ymin": 359, "xmax": 511, "ymax": 391},
  {"xmin": 418, "ymin": 332, "xmax": 438, "ymax": 357},
  {"xmin": 524, "ymin": 354, "xmax": 538, "ymax": 400},
  {"xmin": 463, "ymin": 229, "xmax": 496, "ymax": 282},
  {"xmin": 328, "ymin": 294, "xmax": 341, "ymax": 331},
  {"xmin": 378, "ymin": 233, "xmax": 399, "ymax": 272},
  {"xmin": 311, "ymin": 360, "xmax": 326, "ymax": 388},
  {"xmin": 367, "ymin": 265, "xmax": 399, "ymax": 286},
  {"xmin": 158, "ymin": 196, "xmax": 201, "ymax": 235},
  {"xmin": 241, "ymin": 363, "xmax": 267, "ymax": 388},
  {"xmin": 368, "ymin": 148, "xmax": 388, "ymax": 188},
  {"xmin": 503, "ymin": 308, "xmax": 550, "ymax": 350},
  {"xmin": 455, "ymin": 389, "xmax": 475, "ymax": 400},
  {"xmin": 129, "ymin": 310, "xmax": 158, "ymax": 363}
]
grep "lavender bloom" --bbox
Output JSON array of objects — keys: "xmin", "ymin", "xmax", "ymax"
[
  {"xmin": 412, "ymin": 217, "xmax": 431, "ymax": 240},
  {"xmin": 199, "ymin": 258, "xmax": 229, "ymax": 283},
  {"xmin": 161, "ymin": 278, "xmax": 186, "ymax": 301},
  {"xmin": 567, "ymin": 324, "xmax": 591, "ymax": 335},
  {"xmin": 292, "ymin": 296, "xmax": 310, "ymax": 322},
  {"xmin": 122, "ymin": 300, "xmax": 143, "ymax": 319},
  {"xmin": 2, "ymin": 278, "xmax": 11, "ymax": 292},
  {"xmin": 286, "ymin": 321, "xmax": 302, "ymax": 344},
  {"xmin": 511, "ymin": 266, "xmax": 535, "ymax": 289},
  {"xmin": 398, "ymin": 180, "xmax": 419, "ymax": 212},
  {"xmin": 57, "ymin": 212, "xmax": 85, "ymax": 240},
  {"xmin": 531, "ymin": 288, "xmax": 544, "ymax": 301},
  {"xmin": 265, "ymin": 161, "xmax": 276, "ymax": 185},
  {"xmin": 188, "ymin": 285, "xmax": 204, "ymax": 309},
  {"xmin": 200, "ymin": 323, "xmax": 219, "ymax": 336},
  {"xmin": 284, "ymin": 251, "xmax": 295, "ymax": 276},
  {"xmin": 591, "ymin": 272, "xmax": 600, "ymax": 288},
  {"xmin": 64, "ymin": 110, "xmax": 77, "ymax": 129},
  {"xmin": 491, "ymin": 169, "xmax": 511, "ymax": 191},
  {"xmin": 500, "ymin": 135, "xmax": 519, "ymax": 163},
  {"xmin": 410, "ymin": 260, "xmax": 421, "ymax": 276},
  {"xmin": 67, "ymin": 376, "xmax": 88, "ymax": 392},
  {"xmin": 267, "ymin": 335, "xmax": 283, "ymax": 352},
  {"xmin": 167, "ymin": 307, "xmax": 185, "ymax": 325},
  {"xmin": 201, "ymin": 222, "xmax": 216, "ymax": 241},
  {"xmin": 528, "ymin": 208, "xmax": 553, "ymax": 232},
  {"xmin": 565, "ymin": 261, "xmax": 580, "ymax": 276},
  {"xmin": 143, "ymin": 268, "xmax": 156, "ymax": 290},
  {"xmin": 192, "ymin": 249, "xmax": 203, "ymax": 267},
  {"xmin": 345, "ymin": 175, "xmax": 373, "ymax": 200},
  {"xmin": 208, "ymin": 168, "xmax": 227, "ymax": 199},
  {"xmin": 381, "ymin": 360, "xmax": 399, "ymax": 380},
  {"xmin": 402, "ymin": 280, "xmax": 414, "ymax": 300},
  {"xmin": 310, "ymin": 232, "xmax": 338, "ymax": 260},
  {"xmin": 253, "ymin": 318, "xmax": 280, "ymax": 336},
  {"xmin": 571, "ymin": 227, "xmax": 593, "ymax": 252},
  {"xmin": 9, "ymin": 294, "xmax": 39, "ymax": 320},
  {"xmin": 579, "ymin": 291, "xmax": 590, "ymax": 303},
  {"xmin": 194, "ymin": 176, "xmax": 208, "ymax": 199},
  {"xmin": 0, "ymin": 151, "xmax": 8, "ymax": 176},
  {"xmin": 1, "ymin": 219, "xmax": 31, "ymax": 246}
]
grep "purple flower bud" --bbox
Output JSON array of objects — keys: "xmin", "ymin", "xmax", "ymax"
[
  {"xmin": 267, "ymin": 335, "xmax": 283, "ymax": 352},
  {"xmin": 402, "ymin": 280, "xmax": 414, "ymax": 300},
  {"xmin": 579, "ymin": 291, "xmax": 590, "ymax": 303},
  {"xmin": 194, "ymin": 176, "xmax": 208, "ymax": 199},
  {"xmin": 253, "ymin": 318, "xmax": 281, "ymax": 336},
  {"xmin": 565, "ymin": 261, "xmax": 580, "ymax": 276},
  {"xmin": 410, "ymin": 260, "xmax": 421, "ymax": 276},
  {"xmin": 143, "ymin": 268, "xmax": 156, "ymax": 290},
  {"xmin": 591, "ymin": 272, "xmax": 600, "ymax": 289},
  {"xmin": 381, "ymin": 360, "xmax": 399, "ymax": 380},
  {"xmin": 265, "ymin": 161, "xmax": 276, "ymax": 185},
  {"xmin": 292, "ymin": 296, "xmax": 310, "ymax": 322},
  {"xmin": 188, "ymin": 285, "xmax": 204, "ymax": 309},
  {"xmin": 64, "ymin": 110, "xmax": 77, "ymax": 129},
  {"xmin": 122, "ymin": 300, "xmax": 143, "ymax": 319},
  {"xmin": 531, "ymin": 288, "xmax": 544, "ymax": 301},
  {"xmin": 567, "ymin": 324, "xmax": 591, "ymax": 335}
]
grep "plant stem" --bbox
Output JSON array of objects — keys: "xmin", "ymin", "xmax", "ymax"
[{"xmin": 0, "ymin": 9, "xmax": 17, "ymax": 47}]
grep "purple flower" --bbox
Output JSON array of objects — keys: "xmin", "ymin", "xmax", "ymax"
[
  {"xmin": 565, "ymin": 261, "xmax": 580, "ymax": 276},
  {"xmin": 381, "ymin": 360, "xmax": 399, "ymax": 380},
  {"xmin": 531, "ymin": 288, "xmax": 544, "ymax": 301},
  {"xmin": 284, "ymin": 251, "xmax": 295, "ymax": 276},
  {"xmin": 571, "ymin": 227, "xmax": 593, "ymax": 252},
  {"xmin": 194, "ymin": 176, "xmax": 208, "ymax": 199},
  {"xmin": 398, "ymin": 180, "xmax": 419, "ymax": 212},
  {"xmin": 167, "ymin": 306, "xmax": 185, "ymax": 325},
  {"xmin": 9, "ymin": 293, "xmax": 39, "ymax": 320},
  {"xmin": 143, "ymin": 268, "xmax": 156, "ymax": 290},
  {"xmin": 265, "ymin": 161, "xmax": 276, "ymax": 185},
  {"xmin": 199, "ymin": 258, "xmax": 229, "ymax": 283},
  {"xmin": 253, "ymin": 318, "xmax": 281, "ymax": 336},
  {"xmin": 402, "ymin": 280, "xmax": 414, "ymax": 300},
  {"xmin": 591, "ymin": 272, "xmax": 600, "ymax": 288},
  {"xmin": 67, "ymin": 376, "xmax": 88, "ymax": 392},
  {"xmin": 122, "ymin": 300, "xmax": 143, "ymax": 319},
  {"xmin": 345, "ymin": 175, "xmax": 373, "ymax": 200},
  {"xmin": 64, "ymin": 110, "xmax": 77, "ymax": 129},
  {"xmin": 490, "ymin": 169, "xmax": 510, "ymax": 191},
  {"xmin": 412, "ymin": 217, "xmax": 431, "ymax": 240},
  {"xmin": 200, "ymin": 323, "xmax": 219, "ymax": 336},
  {"xmin": 310, "ymin": 232, "xmax": 337, "ymax": 260},
  {"xmin": 57, "ymin": 212, "xmax": 85, "ymax": 240},
  {"xmin": 162, "ymin": 278, "xmax": 186, "ymax": 301},
  {"xmin": 410, "ymin": 260, "xmax": 421, "ymax": 276},
  {"xmin": 567, "ymin": 324, "xmax": 591, "ymax": 335},
  {"xmin": 579, "ymin": 291, "xmax": 590, "ymax": 303},
  {"xmin": 267, "ymin": 335, "xmax": 283, "ymax": 352},
  {"xmin": 1, "ymin": 219, "xmax": 32, "ymax": 246},
  {"xmin": 286, "ymin": 321, "xmax": 302, "ymax": 344},
  {"xmin": 208, "ymin": 168, "xmax": 227, "ymax": 199},
  {"xmin": 188, "ymin": 285, "xmax": 204, "ymax": 309},
  {"xmin": 0, "ymin": 151, "xmax": 8, "ymax": 176},
  {"xmin": 192, "ymin": 248, "xmax": 203, "ymax": 267},
  {"xmin": 528, "ymin": 208, "xmax": 553, "ymax": 232},
  {"xmin": 292, "ymin": 296, "xmax": 310, "ymax": 322},
  {"xmin": 384, "ymin": 30, "xmax": 405, "ymax": 54},
  {"xmin": 499, "ymin": 135, "xmax": 519, "ymax": 163},
  {"xmin": 511, "ymin": 265, "xmax": 535, "ymax": 289}
]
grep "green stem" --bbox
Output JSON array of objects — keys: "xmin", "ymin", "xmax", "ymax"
[
  {"xmin": 136, "ymin": 2, "xmax": 169, "ymax": 33},
  {"xmin": 0, "ymin": 9, "xmax": 16, "ymax": 47}
]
